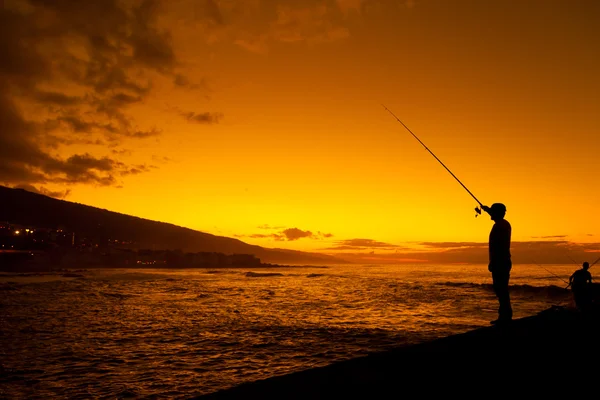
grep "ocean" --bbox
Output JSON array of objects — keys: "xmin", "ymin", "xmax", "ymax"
[{"xmin": 0, "ymin": 263, "xmax": 578, "ymax": 399}]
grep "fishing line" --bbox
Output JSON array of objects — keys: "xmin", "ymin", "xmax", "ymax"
[{"xmin": 529, "ymin": 259, "xmax": 569, "ymax": 285}]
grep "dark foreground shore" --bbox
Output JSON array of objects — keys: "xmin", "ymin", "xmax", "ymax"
[{"xmin": 193, "ymin": 306, "xmax": 599, "ymax": 399}]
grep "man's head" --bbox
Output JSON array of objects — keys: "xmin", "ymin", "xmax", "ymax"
[
  {"xmin": 489, "ymin": 203, "xmax": 506, "ymax": 221},
  {"xmin": 583, "ymin": 262, "xmax": 590, "ymax": 270}
]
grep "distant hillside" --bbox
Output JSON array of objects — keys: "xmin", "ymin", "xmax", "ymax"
[{"xmin": 0, "ymin": 186, "xmax": 349, "ymax": 265}]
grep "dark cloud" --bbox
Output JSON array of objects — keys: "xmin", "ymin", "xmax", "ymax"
[
  {"xmin": 281, "ymin": 228, "xmax": 313, "ymax": 241},
  {"xmin": 178, "ymin": 1, "xmax": 356, "ymax": 54},
  {"xmin": 416, "ymin": 241, "xmax": 599, "ymax": 264},
  {"xmin": 325, "ymin": 238, "xmax": 404, "ymax": 250},
  {"xmin": 174, "ymin": 74, "xmax": 191, "ymax": 87},
  {"xmin": 123, "ymin": 127, "xmax": 162, "ymax": 139},
  {"xmin": 248, "ymin": 233, "xmax": 273, "ymax": 239},
  {"xmin": 57, "ymin": 116, "xmax": 118, "ymax": 134},
  {"xmin": 151, "ymin": 155, "xmax": 172, "ymax": 164},
  {"xmin": 514, "ymin": 241, "xmax": 600, "ymax": 264},
  {"xmin": 238, "ymin": 226, "xmax": 334, "ymax": 241},
  {"xmin": 531, "ymin": 235, "xmax": 568, "ymax": 239},
  {"xmin": 112, "ymin": 149, "xmax": 133, "ymax": 157},
  {"xmin": 173, "ymin": 74, "xmax": 209, "ymax": 91},
  {"xmin": 181, "ymin": 110, "xmax": 223, "ymax": 124},
  {"xmin": 14, "ymin": 184, "xmax": 71, "ymax": 199},
  {"xmin": 0, "ymin": 94, "xmax": 130, "ymax": 187},
  {"xmin": 246, "ymin": 233, "xmax": 285, "ymax": 241},
  {"xmin": 319, "ymin": 238, "xmax": 600, "ymax": 264},
  {"xmin": 34, "ymin": 91, "xmax": 84, "ymax": 106},
  {"xmin": 0, "ymin": 0, "xmax": 218, "ymax": 191},
  {"xmin": 418, "ymin": 242, "xmax": 487, "ymax": 249},
  {"xmin": 120, "ymin": 164, "xmax": 153, "ymax": 176},
  {"xmin": 65, "ymin": 154, "xmax": 120, "ymax": 172},
  {"xmin": 203, "ymin": 0, "xmax": 225, "ymax": 25}
]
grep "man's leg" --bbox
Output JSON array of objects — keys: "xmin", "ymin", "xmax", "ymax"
[{"xmin": 492, "ymin": 270, "xmax": 512, "ymax": 321}]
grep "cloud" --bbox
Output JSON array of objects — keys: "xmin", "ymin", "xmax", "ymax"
[
  {"xmin": 181, "ymin": 110, "xmax": 224, "ymax": 124},
  {"xmin": 112, "ymin": 149, "xmax": 133, "ymax": 157},
  {"xmin": 415, "ymin": 240, "xmax": 600, "ymax": 264},
  {"xmin": 418, "ymin": 242, "xmax": 487, "ymax": 249},
  {"xmin": 151, "ymin": 155, "xmax": 172, "ymax": 164},
  {"xmin": 335, "ymin": 0, "xmax": 416, "ymax": 14},
  {"xmin": 223, "ymin": 1, "xmax": 415, "ymax": 54},
  {"xmin": 531, "ymin": 235, "xmax": 568, "ymax": 239},
  {"xmin": 173, "ymin": 74, "xmax": 209, "ymax": 91},
  {"xmin": 413, "ymin": 240, "xmax": 599, "ymax": 264},
  {"xmin": 234, "ymin": 35, "xmax": 270, "ymax": 54},
  {"xmin": 34, "ymin": 91, "xmax": 84, "ymax": 106},
  {"xmin": 404, "ymin": 0, "xmax": 416, "ymax": 9},
  {"xmin": 281, "ymin": 228, "xmax": 313, "ymax": 241},
  {"xmin": 0, "ymin": 0, "xmax": 218, "ymax": 190},
  {"xmin": 14, "ymin": 184, "xmax": 71, "ymax": 199},
  {"xmin": 324, "ymin": 238, "xmax": 405, "ymax": 250},
  {"xmin": 120, "ymin": 164, "xmax": 153, "ymax": 176},
  {"xmin": 244, "ymin": 233, "xmax": 285, "ymax": 241},
  {"xmin": 317, "ymin": 238, "xmax": 600, "ymax": 264},
  {"xmin": 257, "ymin": 224, "xmax": 286, "ymax": 230},
  {"xmin": 271, "ymin": 3, "xmax": 350, "ymax": 44},
  {"xmin": 335, "ymin": 0, "xmax": 364, "ymax": 15},
  {"xmin": 318, "ymin": 231, "xmax": 334, "ymax": 238},
  {"xmin": 238, "ymin": 225, "xmax": 334, "ymax": 242},
  {"xmin": 178, "ymin": 1, "xmax": 355, "ymax": 54},
  {"xmin": 203, "ymin": 0, "xmax": 225, "ymax": 25}
]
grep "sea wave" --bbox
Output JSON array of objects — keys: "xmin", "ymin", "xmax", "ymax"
[
  {"xmin": 441, "ymin": 281, "xmax": 571, "ymax": 298},
  {"xmin": 245, "ymin": 272, "xmax": 284, "ymax": 278}
]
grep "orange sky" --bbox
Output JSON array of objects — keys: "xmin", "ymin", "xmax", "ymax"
[{"xmin": 2, "ymin": 0, "xmax": 600, "ymax": 262}]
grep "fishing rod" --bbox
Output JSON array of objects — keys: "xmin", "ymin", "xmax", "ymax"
[
  {"xmin": 568, "ymin": 254, "xmax": 600, "ymax": 269},
  {"xmin": 566, "ymin": 254, "xmax": 580, "ymax": 267},
  {"xmin": 382, "ymin": 104, "xmax": 484, "ymax": 217},
  {"xmin": 529, "ymin": 259, "xmax": 569, "ymax": 285}
]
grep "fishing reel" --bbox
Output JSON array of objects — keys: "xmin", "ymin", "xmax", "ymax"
[{"xmin": 474, "ymin": 206, "xmax": 482, "ymax": 218}]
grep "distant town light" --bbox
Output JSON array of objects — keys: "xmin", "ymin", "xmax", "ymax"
[{"xmin": 14, "ymin": 230, "xmax": 20, "ymax": 235}]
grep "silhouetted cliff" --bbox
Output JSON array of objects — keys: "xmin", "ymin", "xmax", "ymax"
[{"xmin": 0, "ymin": 186, "xmax": 348, "ymax": 265}]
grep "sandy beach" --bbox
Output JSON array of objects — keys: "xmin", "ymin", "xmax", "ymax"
[{"xmin": 194, "ymin": 305, "xmax": 599, "ymax": 399}]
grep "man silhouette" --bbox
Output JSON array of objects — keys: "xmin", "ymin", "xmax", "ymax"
[
  {"xmin": 482, "ymin": 203, "xmax": 512, "ymax": 325},
  {"xmin": 568, "ymin": 262, "xmax": 593, "ymax": 312}
]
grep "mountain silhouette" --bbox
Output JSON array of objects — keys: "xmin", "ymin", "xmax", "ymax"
[{"xmin": 0, "ymin": 186, "xmax": 348, "ymax": 265}]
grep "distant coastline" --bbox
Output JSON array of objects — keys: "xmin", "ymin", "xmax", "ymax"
[
  {"xmin": 0, "ymin": 250, "xmax": 330, "ymax": 273},
  {"xmin": 1, "ymin": 213, "xmax": 337, "ymax": 272},
  {"xmin": 0, "ymin": 186, "xmax": 349, "ymax": 267}
]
